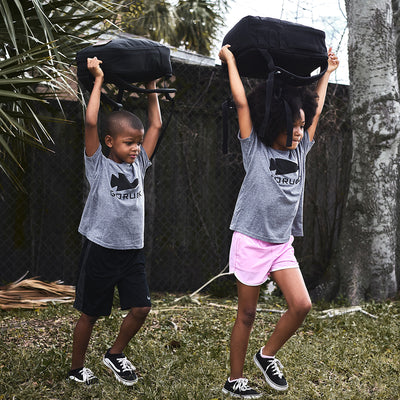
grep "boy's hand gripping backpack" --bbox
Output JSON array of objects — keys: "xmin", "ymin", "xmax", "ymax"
[
  {"xmin": 76, "ymin": 37, "xmax": 177, "ymax": 159},
  {"xmin": 221, "ymin": 16, "xmax": 328, "ymax": 151}
]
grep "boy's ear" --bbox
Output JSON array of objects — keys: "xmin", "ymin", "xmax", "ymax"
[{"xmin": 104, "ymin": 135, "xmax": 113, "ymax": 148}]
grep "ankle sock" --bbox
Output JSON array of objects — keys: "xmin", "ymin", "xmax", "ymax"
[{"xmin": 260, "ymin": 347, "xmax": 275, "ymax": 359}]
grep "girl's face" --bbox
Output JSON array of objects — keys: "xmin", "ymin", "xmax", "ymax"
[
  {"xmin": 272, "ymin": 108, "xmax": 305, "ymax": 151},
  {"xmin": 105, "ymin": 126, "xmax": 144, "ymax": 164}
]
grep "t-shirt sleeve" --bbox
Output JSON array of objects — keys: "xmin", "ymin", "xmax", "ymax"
[
  {"xmin": 138, "ymin": 147, "xmax": 152, "ymax": 172},
  {"xmin": 84, "ymin": 144, "xmax": 104, "ymax": 181},
  {"xmin": 238, "ymin": 129, "xmax": 257, "ymax": 171},
  {"xmin": 301, "ymin": 130, "xmax": 315, "ymax": 155}
]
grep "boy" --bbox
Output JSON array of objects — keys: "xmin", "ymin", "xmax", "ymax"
[{"xmin": 68, "ymin": 56, "xmax": 162, "ymax": 386}]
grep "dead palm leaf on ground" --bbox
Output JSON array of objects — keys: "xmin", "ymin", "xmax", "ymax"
[{"xmin": 0, "ymin": 277, "xmax": 75, "ymax": 310}]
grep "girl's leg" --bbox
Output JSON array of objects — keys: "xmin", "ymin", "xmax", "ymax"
[
  {"xmin": 262, "ymin": 268, "xmax": 312, "ymax": 356},
  {"xmin": 109, "ymin": 306, "xmax": 151, "ymax": 354},
  {"xmin": 71, "ymin": 313, "xmax": 98, "ymax": 370},
  {"xmin": 230, "ymin": 281, "xmax": 260, "ymax": 379}
]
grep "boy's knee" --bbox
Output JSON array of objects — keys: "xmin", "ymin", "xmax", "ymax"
[
  {"xmin": 130, "ymin": 306, "xmax": 151, "ymax": 320},
  {"xmin": 80, "ymin": 313, "xmax": 98, "ymax": 326}
]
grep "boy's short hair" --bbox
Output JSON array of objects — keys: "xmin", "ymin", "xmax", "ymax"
[
  {"xmin": 105, "ymin": 110, "xmax": 144, "ymax": 138},
  {"xmin": 247, "ymin": 82, "xmax": 319, "ymax": 146}
]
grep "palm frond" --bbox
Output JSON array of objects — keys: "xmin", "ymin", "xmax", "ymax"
[{"xmin": 0, "ymin": 0, "xmax": 123, "ymax": 190}]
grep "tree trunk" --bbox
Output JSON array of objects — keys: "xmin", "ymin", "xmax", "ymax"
[
  {"xmin": 393, "ymin": 0, "xmax": 400, "ymax": 86},
  {"xmin": 337, "ymin": 0, "xmax": 400, "ymax": 304},
  {"xmin": 393, "ymin": 0, "xmax": 400, "ymax": 293}
]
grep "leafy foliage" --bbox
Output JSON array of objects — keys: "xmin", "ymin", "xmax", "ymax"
[
  {"xmin": 121, "ymin": 0, "xmax": 230, "ymax": 56},
  {"xmin": 0, "ymin": 0, "xmax": 120, "ymax": 189}
]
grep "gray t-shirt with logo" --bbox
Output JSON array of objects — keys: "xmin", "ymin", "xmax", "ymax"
[
  {"xmin": 78, "ymin": 145, "xmax": 151, "ymax": 249},
  {"xmin": 230, "ymin": 130, "xmax": 314, "ymax": 243}
]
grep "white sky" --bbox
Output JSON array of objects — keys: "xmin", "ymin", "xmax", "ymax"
[{"xmin": 215, "ymin": 0, "xmax": 348, "ymax": 84}]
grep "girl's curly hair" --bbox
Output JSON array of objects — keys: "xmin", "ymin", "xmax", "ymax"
[{"xmin": 247, "ymin": 81, "xmax": 319, "ymax": 146}]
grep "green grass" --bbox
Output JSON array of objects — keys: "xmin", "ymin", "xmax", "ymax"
[{"xmin": 1, "ymin": 293, "xmax": 399, "ymax": 399}]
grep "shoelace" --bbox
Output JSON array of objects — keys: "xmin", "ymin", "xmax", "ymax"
[
  {"xmin": 232, "ymin": 378, "xmax": 252, "ymax": 392},
  {"xmin": 117, "ymin": 356, "xmax": 136, "ymax": 373},
  {"xmin": 81, "ymin": 367, "xmax": 96, "ymax": 381},
  {"xmin": 267, "ymin": 358, "xmax": 284, "ymax": 378}
]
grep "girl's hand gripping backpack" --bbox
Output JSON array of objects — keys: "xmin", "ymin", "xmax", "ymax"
[
  {"xmin": 76, "ymin": 37, "xmax": 177, "ymax": 158},
  {"xmin": 221, "ymin": 16, "xmax": 328, "ymax": 151}
]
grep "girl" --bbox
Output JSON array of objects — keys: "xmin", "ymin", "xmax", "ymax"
[{"xmin": 219, "ymin": 45, "xmax": 339, "ymax": 398}]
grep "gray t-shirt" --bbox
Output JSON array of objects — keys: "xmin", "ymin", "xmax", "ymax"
[
  {"xmin": 78, "ymin": 145, "xmax": 151, "ymax": 249},
  {"xmin": 230, "ymin": 130, "xmax": 314, "ymax": 243}
]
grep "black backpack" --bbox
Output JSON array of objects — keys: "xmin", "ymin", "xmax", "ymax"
[
  {"xmin": 221, "ymin": 16, "xmax": 328, "ymax": 150},
  {"xmin": 76, "ymin": 37, "xmax": 176, "ymax": 158}
]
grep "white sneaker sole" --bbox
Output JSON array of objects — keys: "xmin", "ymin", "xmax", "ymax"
[
  {"xmin": 253, "ymin": 355, "xmax": 288, "ymax": 391},
  {"xmin": 68, "ymin": 376, "xmax": 98, "ymax": 385},
  {"xmin": 222, "ymin": 388, "xmax": 263, "ymax": 399},
  {"xmin": 222, "ymin": 386, "xmax": 262, "ymax": 398},
  {"xmin": 102, "ymin": 357, "xmax": 138, "ymax": 386}
]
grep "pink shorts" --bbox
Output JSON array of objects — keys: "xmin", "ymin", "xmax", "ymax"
[{"xmin": 229, "ymin": 231, "xmax": 299, "ymax": 286}]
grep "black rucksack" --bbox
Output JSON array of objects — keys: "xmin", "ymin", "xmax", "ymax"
[
  {"xmin": 221, "ymin": 16, "xmax": 328, "ymax": 150},
  {"xmin": 76, "ymin": 37, "xmax": 176, "ymax": 158}
]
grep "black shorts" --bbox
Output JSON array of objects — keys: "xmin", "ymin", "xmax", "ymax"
[{"xmin": 74, "ymin": 239, "xmax": 151, "ymax": 317}]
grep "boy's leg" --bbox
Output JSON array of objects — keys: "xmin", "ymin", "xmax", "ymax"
[
  {"xmin": 230, "ymin": 281, "xmax": 260, "ymax": 380},
  {"xmin": 103, "ymin": 306, "xmax": 150, "ymax": 386},
  {"xmin": 262, "ymin": 267, "xmax": 311, "ymax": 356},
  {"xmin": 71, "ymin": 313, "xmax": 98, "ymax": 370},
  {"xmin": 102, "ymin": 248, "xmax": 151, "ymax": 386},
  {"xmin": 109, "ymin": 306, "xmax": 151, "ymax": 354},
  {"xmin": 110, "ymin": 247, "xmax": 151, "ymax": 354}
]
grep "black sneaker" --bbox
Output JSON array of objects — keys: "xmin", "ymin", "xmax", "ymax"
[
  {"xmin": 253, "ymin": 350, "xmax": 288, "ymax": 391},
  {"xmin": 102, "ymin": 349, "xmax": 138, "ymax": 386},
  {"xmin": 68, "ymin": 367, "xmax": 98, "ymax": 385},
  {"xmin": 222, "ymin": 378, "xmax": 262, "ymax": 398}
]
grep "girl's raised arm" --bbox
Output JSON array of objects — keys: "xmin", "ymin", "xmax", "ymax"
[
  {"xmin": 308, "ymin": 48, "xmax": 339, "ymax": 141},
  {"xmin": 219, "ymin": 45, "xmax": 252, "ymax": 139}
]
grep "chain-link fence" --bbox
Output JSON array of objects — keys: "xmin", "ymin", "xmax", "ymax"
[
  {"xmin": 1, "ymin": 100, "xmax": 85, "ymax": 285},
  {"xmin": 0, "ymin": 57, "xmax": 350, "ymax": 296}
]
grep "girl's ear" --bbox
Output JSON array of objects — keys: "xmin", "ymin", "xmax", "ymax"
[{"xmin": 104, "ymin": 135, "xmax": 113, "ymax": 148}]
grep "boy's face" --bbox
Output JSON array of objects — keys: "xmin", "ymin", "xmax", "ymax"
[
  {"xmin": 272, "ymin": 108, "xmax": 305, "ymax": 151},
  {"xmin": 105, "ymin": 126, "xmax": 144, "ymax": 164}
]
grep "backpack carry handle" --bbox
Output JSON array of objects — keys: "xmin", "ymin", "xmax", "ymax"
[
  {"xmin": 274, "ymin": 60, "xmax": 328, "ymax": 86},
  {"xmin": 106, "ymin": 73, "xmax": 176, "ymax": 101},
  {"xmin": 257, "ymin": 48, "xmax": 328, "ymax": 86}
]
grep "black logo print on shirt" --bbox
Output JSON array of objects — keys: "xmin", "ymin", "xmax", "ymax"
[
  {"xmin": 269, "ymin": 158, "xmax": 299, "ymax": 175},
  {"xmin": 110, "ymin": 173, "xmax": 139, "ymax": 191}
]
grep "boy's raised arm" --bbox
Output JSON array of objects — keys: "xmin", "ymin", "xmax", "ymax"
[
  {"xmin": 85, "ymin": 57, "xmax": 104, "ymax": 157},
  {"xmin": 142, "ymin": 80, "xmax": 162, "ymax": 160},
  {"xmin": 219, "ymin": 45, "xmax": 252, "ymax": 139},
  {"xmin": 308, "ymin": 47, "xmax": 339, "ymax": 141}
]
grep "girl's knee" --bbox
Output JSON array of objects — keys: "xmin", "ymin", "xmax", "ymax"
[
  {"xmin": 237, "ymin": 307, "xmax": 257, "ymax": 327},
  {"xmin": 291, "ymin": 298, "xmax": 312, "ymax": 317}
]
